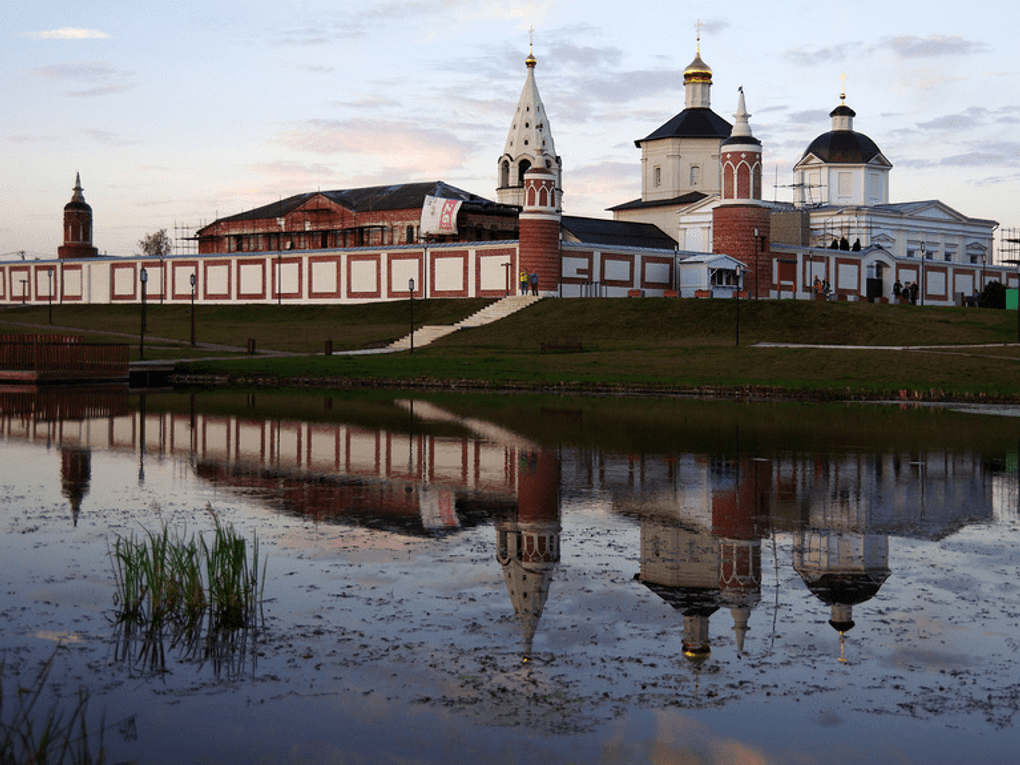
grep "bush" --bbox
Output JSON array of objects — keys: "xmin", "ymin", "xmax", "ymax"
[{"xmin": 978, "ymin": 280, "xmax": 1006, "ymax": 309}]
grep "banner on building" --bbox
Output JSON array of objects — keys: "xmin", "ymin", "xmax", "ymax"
[{"xmin": 420, "ymin": 195, "xmax": 463, "ymax": 236}]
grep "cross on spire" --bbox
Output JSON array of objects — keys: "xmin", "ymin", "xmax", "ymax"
[
  {"xmin": 695, "ymin": 19, "xmax": 703, "ymax": 53},
  {"xmin": 840, "ymin": 72, "xmax": 848, "ymax": 101}
]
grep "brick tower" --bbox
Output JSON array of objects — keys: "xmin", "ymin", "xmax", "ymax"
[
  {"xmin": 713, "ymin": 90, "xmax": 770, "ymax": 297},
  {"xmin": 57, "ymin": 173, "xmax": 99, "ymax": 259},
  {"xmin": 518, "ymin": 161, "xmax": 561, "ymax": 296}
]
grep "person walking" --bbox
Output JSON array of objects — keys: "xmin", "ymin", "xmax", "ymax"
[{"xmin": 529, "ymin": 272, "xmax": 538, "ymax": 296}]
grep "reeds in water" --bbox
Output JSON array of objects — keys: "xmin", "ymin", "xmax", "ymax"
[
  {"xmin": 111, "ymin": 512, "xmax": 266, "ymax": 646},
  {"xmin": 1, "ymin": 651, "xmax": 106, "ymax": 765}
]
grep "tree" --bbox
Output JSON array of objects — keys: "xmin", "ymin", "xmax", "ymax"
[
  {"xmin": 978, "ymin": 280, "xmax": 1006, "ymax": 309},
  {"xmin": 138, "ymin": 229, "xmax": 173, "ymax": 258}
]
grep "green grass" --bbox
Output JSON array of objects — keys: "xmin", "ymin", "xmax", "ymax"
[{"xmin": 5, "ymin": 298, "xmax": 1020, "ymax": 399}]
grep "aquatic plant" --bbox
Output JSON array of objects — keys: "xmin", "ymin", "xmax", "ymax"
[
  {"xmin": 0, "ymin": 651, "xmax": 106, "ymax": 765},
  {"xmin": 110, "ymin": 511, "xmax": 265, "ymax": 637}
]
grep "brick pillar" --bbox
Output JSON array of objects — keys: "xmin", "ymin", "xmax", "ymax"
[
  {"xmin": 713, "ymin": 203, "xmax": 771, "ymax": 298},
  {"xmin": 518, "ymin": 164, "xmax": 561, "ymax": 295}
]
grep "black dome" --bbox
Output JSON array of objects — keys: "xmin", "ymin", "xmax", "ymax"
[
  {"xmin": 801, "ymin": 130, "xmax": 883, "ymax": 165},
  {"xmin": 637, "ymin": 107, "xmax": 732, "ymax": 146}
]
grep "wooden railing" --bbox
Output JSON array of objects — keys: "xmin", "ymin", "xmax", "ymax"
[{"xmin": 0, "ymin": 338, "xmax": 129, "ymax": 380}]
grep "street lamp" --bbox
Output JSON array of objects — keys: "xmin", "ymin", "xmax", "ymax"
[
  {"xmin": 20, "ymin": 279, "xmax": 28, "ymax": 304},
  {"xmin": 753, "ymin": 227, "xmax": 759, "ymax": 299},
  {"xmin": 139, "ymin": 268, "xmax": 149, "ymax": 359},
  {"xmin": 409, "ymin": 278, "xmax": 415, "ymax": 355},
  {"xmin": 502, "ymin": 261, "xmax": 511, "ymax": 297},
  {"xmin": 47, "ymin": 268, "xmax": 53, "ymax": 324},
  {"xmin": 919, "ymin": 241, "xmax": 926, "ymax": 306},
  {"xmin": 190, "ymin": 272, "xmax": 197, "ymax": 346}
]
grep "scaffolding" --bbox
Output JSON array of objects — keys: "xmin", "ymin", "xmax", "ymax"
[
  {"xmin": 173, "ymin": 221, "xmax": 199, "ymax": 257},
  {"xmin": 1000, "ymin": 227, "xmax": 1020, "ymax": 266}
]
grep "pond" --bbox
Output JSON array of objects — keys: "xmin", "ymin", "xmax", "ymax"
[{"xmin": 2, "ymin": 386, "xmax": 1020, "ymax": 764}]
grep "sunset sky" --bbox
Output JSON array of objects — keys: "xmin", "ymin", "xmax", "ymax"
[{"xmin": 2, "ymin": 0, "xmax": 1018, "ymax": 259}]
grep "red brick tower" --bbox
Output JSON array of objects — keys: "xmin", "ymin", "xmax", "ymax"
[
  {"xmin": 57, "ymin": 173, "xmax": 99, "ymax": 259},
  {"xmin": 713, "ymin": 90, "xmax": 770, "ymax": 297},
  {"xmin": 518, "ymin": 161, "xmax": 561, "ymax": 296}
]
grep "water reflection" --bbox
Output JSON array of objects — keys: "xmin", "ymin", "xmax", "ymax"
[{"xmin": 0, "ymin": 388, "xmax": 1009, "ymax": 671}]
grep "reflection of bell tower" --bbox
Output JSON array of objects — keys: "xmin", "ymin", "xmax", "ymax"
[
  {"xmin": 635, "ymin": 516, "xmax": 720, "ymax": 666},
  {"xmin": 496, "ymin": 448, "xmax": 561, "ymax": 656},
  {"xmin": 793, "ymin": 496, "xmax": 891, "ymax": 657},
  {"xmin": 61, "ymin": 447, "xmax": 92, "ymax": 526},
  {"xmin": 712, "ymin": 459, "xmax": 768, "ymax": 656}
]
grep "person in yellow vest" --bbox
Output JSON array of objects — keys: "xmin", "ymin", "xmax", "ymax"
[{"xmin": 520, "ymin": 270, "xmax": 529, "ymax": 295}]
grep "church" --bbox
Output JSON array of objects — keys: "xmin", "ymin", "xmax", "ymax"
[{"xmin": 0, "ymin": 38, "xmax": 1012, "ymax": 308}]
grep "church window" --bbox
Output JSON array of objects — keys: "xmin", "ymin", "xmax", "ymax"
[
  {"xmin": 525, "ymin": 122, "xmax": 530, "ymax": 128},
  {"xmin": 406, "ymin": 225, "xmax": 415, "ymax": 243},
  {"xmin": 690, "ymin": 165, "xmax": 701, "ymax": 186},
  {"xmin": 500, "ymin": 160, "xmax": 510, "ymax": 188},
  {"xmin": 654, "ymin": 166, "xmax": 662, "ymax": 187},
  {"xmin": 838, "ymin": 172, "xmax": 852, "ymax": 196},
  {"xmin": 524, "ymin": 139, "xmax": 529, "ymax": 146}
]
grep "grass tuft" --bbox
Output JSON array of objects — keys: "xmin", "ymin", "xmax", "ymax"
[
  {"xmin": 1, "ymin": 651, "xmax": 106, "ymax": 765},
  {"xmin": 110, "ymin": 507, "xmax": 266, "ymax": 673}
]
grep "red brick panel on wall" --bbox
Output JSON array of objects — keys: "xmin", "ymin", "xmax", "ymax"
[
  {"xmin": 347, "ymin": 255, "xmax": 382, "ymax": 300},
  {"xmin": 601, "ymin": 254, "xmax": 635, "ymax": 287},
  {"xmin": 110, "ymin": 262, "xmax": 138, "ymax": 301},
  {"xmin": 308, "ymin": 256, "xmax": 342, "ymax": 299},
  {"xmin": 387, "ymin": 253, "xmax": 423, "ymax": 298},
  {"xmin": 272, "ymin": 256, "xmax": 303, "ymax": 300},
  {"xmin": 237, "ymin": 258, "xmax": 268, "ymax": 300},
  {"xmin": 172, "ymin": 261, "xmax": 200, "ymax": 300},
  {"xmin": 641, "ymin": 256, "xmax": 674, "ymax": 289},
  {"xmin": 475, "ymin": 246, "xmax": 518, "ymax": 297},
  {"xmin": 430, "ymin": 250, "xmax": 469, "ymax": 298}
]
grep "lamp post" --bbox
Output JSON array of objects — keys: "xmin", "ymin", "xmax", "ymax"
[
  {"xmin": 190, "ymin": 272, "xmax": 197, "ymax": 346},
  {"xmin": 139, "ymin": 267, "xmax": 148, "ymax": 359},
  {"xmin": 409, "ymin": 278, "xmax": 415, "ymax": 355},
  {"xmin": 20, "ymin": 279, "xmax": 28, "ymax": 304},
  {"xmin": 753, "ymin": 227, "xmax": 759, "ymax": 299},
  {"xmin": 502, "ymin": 261, "xmax": 511, "ymax": 297},
  {"xmin": 919, "ymin": 241, "xmax": 926, "ymax": 306},
  {"xmin": 47, "ymin": 268, "xmax": 53, "ymax": 324}
]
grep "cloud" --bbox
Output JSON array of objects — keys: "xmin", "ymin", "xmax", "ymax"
[
  {"xmin": 276, "ymin": 118, "xmax": 475, "ymax": 173},
  {"xmin": 784, "ymin": 35, "xmax": 986, "ymax": 67},
  {"xmin": 32, "ymin": 61, "xmax": 133, "ymax": 96},
  {"xmin": 82, "ymin": 129, "xmax": 137, "ymax": 147},
  {"xmin": 782, "ymin": 42, "xmax": 863, "ymax": 67},
  {"xmin": 883, "ymin": 34, "xmax": 988, "ymax": 58},
  {"xmin": 23, "ymin": 28, "xmax": 110, "ymax": 40}
]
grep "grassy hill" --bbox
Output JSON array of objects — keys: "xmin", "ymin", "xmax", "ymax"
[{"xmin": 3, "ymin": 298, "xmax": 1019, "ymax": 400}]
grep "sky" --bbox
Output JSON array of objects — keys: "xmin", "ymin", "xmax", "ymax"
[{"xmin": 2, "ymin": 0, "xmax": 1018, "ymax": 261}]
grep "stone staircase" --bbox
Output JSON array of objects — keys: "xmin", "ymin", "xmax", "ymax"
[{"xmin": 388, "ymin": 295, "xmax": 541, "ymax": 351}]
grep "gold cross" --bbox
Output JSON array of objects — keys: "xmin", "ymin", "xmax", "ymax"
[{"xmin": 840, "ymin": 72, "xmax": 848, "ymax": 100}]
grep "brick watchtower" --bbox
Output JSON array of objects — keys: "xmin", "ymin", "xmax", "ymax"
[
  {"xmin": 713, "ymin": 90, "xmax": 770, "ymax": 297},
  {"xmin": 57, "ymin": 173, "xmax": 99, "ymax": 259},
  {"xmin": 518, "ymin": 161, "xmax": 561, "ymax": 296}
]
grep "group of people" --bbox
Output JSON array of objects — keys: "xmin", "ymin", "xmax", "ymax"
[
  {"xmin": 519, "ymin": 270, "xmax": 539, "ymax": 296},
  {"xmin": 812, "ymin": 277, "xmax": 832, "ymax": 300},
  {"xmin": 893, "ymin": 280, "xmax": 920, "ymax": 305}
]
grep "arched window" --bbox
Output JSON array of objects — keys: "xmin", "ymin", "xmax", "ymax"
[
  {"xmin": 500, "ymin": 160, "xmax": 510, "ymax": 188},
  {"xmin": 518, "ymin": 159, "xmax": 531, "ymax": 187}
]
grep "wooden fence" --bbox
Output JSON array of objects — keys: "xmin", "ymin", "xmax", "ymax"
[{"xmin": 0, "ymin": 336, "xmax": 129, "ymax": 382}]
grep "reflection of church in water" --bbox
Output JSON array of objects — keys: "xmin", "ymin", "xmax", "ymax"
[
  {"xmin": 0, "ymin": 386, "xmax": 130, "ymax": 525},
  {"xmin": 566, "ymin": 447, "xmax": 994, "ymax": 662},
  {"xmin": 0, "ymin": 391, "xmax": 1002, "ymax": 662}
]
